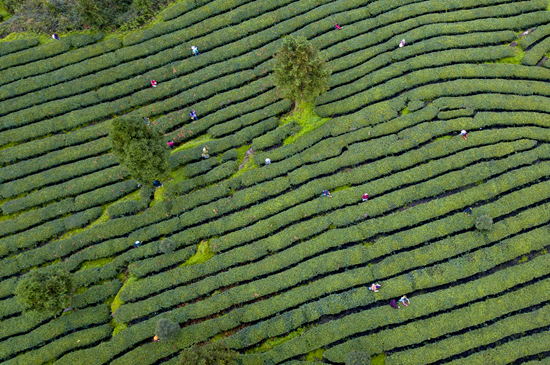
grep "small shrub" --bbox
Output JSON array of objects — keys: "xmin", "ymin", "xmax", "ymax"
[
  {"xmin": 346, "ymin": 351, "xmax": 372, "ymax": 365},
  {"xmin": 159, "ymin": 238, "xmax": 177, "ymax": 254},
  {"xmin": 155, "ymin": 318, "xmax": 180, "ymax": 341},
  {"xmin": 475, "ymin": 214, "xmax": 493, "ymax": 231},
  {"xmin": 179, "ymin": 341, "xmax": 238, "ymax": 365},
  {"xmin": 15, "ymin": 266, "xmax": 73, "ymax": 314}
]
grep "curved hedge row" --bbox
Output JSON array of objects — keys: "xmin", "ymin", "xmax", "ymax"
[
  {"xmin": 384, "ymin": 304, "xmax": 550, "ymax": 365},
  {"xmin": 520, "ymin": 23, "xmax": 550, "ymax": 50},
  {"xmin": 521, "ymin": 35, "xmax": 550, "ymax": 66},
  {"xmin": 0, "ymin": 304, "xmax": 110, "ymax": 361},
  {"xmin": 0, "ymin": 37, "xmax": 119, "ymax": 92},
  {"xmin": 117, "ymin": 144, "xmax": 549, "ymax": 311},
  {"xmin": 245, "ymin": 230, "xmax": 550, "ymax": 365},
  {"xmin": 1, "ymin": 165, "xmax": 129, "ymax": 214},
  {"xmin": 0, "ymin": 36, "xmax": 91, "ymax": 72},
  {"xmin": 0, "ymin": 38, "xmax": 39, "ymax": 57},
  {"xmin": 113, "ymin": 222, "xmax": 550, "ymax": 365},
  {"xmin": 0, "ymin": 137, "xmax": 111, "ymax": 183},
  {"xmin": 449, "ymin": 330, "xmax": 550, "ymax": 365},
  {"xmin": 0, "ymin": 122, "xmax": 109, "ymax": 166}
]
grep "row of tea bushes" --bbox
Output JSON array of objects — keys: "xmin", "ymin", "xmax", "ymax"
[
  {"xmin": 521, "ymin": 35, "xmax": 550, "ymax": 66},
  {"xmin": 1, "ymin": 280, "xmax": 120, "ymax": 339},
  {"xmin": 0, "ymin": 34, "xmax": 103, "ymax": 72},
  {"xmin": 520, "ymin": 23, "xmax": 550, "ymax": 50},
  {"xmin": 0, "ymin": 173, "xmax": 135, "ymax": 236},
  {"xmin": 0, "ymin": 38, "xmax": 39, "ymax": 57},
  {"xmin": 0, "ymin": 0, "xmax": 337, "ymax": 124},
  {"xmin": 449, "ymin": 330, "xmax": 550, "ymax": 365},
  {"xmin": 112, "ymin": 223, "xmax": 550, "ymax": 365},
  {"xmin": 0, "ymin": 137, "xmax": 111, "ymax": 183},
  {"xmin": 0, "ymin": 37, "xmax": 119, "ymax": 97},
  {"xmin": 0, "ymin": 123, "xmax": 109, "ymax": 166},
  {"xmin": 1, "ymin": 161, "xmax": 126, "ymax": 210},
  {"xmin": 117, "ymin": 148, "xmax": 550, "ymax": 309},
  {"xmin": 5, "ymin": 324, "xmax": 112, "ymax": 365},
  {"xmin": 318, "ymin": 0, "xmax": 545, "ymax": 67},
  {"xmin": 0, "ymin": 304, "xmax": 111, "ymax": 361},
  {"xmin": 117, "ymin": 173, "xmax": 550, "ymax": 326},
  {"xmin": 120, "ymin": 135, "xmax": 543, "ymax": 298},
  {"xmin": 384, "ymin": 304, "xmax": 550, "ymax": 365},
  {"xmin": 0, "ymin": 207, "xmax": 103, "ymax": 260},
  {"xmin": 245, "ymin": 236, "xmax": 550, "ymax": 365},
  {"xmin": 129, "ymin": 0, "xmax": 284, "ymax": 44}
]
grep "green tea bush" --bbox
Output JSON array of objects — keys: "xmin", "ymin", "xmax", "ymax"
[
  {"xmin": 15, "ymin": 266, "xmax": 73, "ymax": 313},
  {"xmin": 155, "ymin": 318, "xmax": 180, "ymax": 341},
  {"xmin": 346, "ymin": 351, "xmax": 371, "ymax": 365},
  {"xmin": 475, "ymin": 214, "xmax": 494, "ymax": 231},
  {"xmin": 0, "ymin": 38, "xmax": 39, "ymax": 57},
  {"xmin": 108, "ymin": 199, "xmax": 148, "ymax": 218},
  {"xmin": 158, "ymin": 238, "xmax": 177, "ymax": 255},
  {"xmin": 178, "ymin": 341, "xmax": 238, "ymax": 365}
]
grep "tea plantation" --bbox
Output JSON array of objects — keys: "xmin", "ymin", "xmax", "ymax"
[{"xmin": 1, "ymin": 0, "xmax": 550, "ymax": 364}]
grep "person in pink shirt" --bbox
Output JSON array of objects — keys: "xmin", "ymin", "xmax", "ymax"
[{"xmin": 151, "ymin": 80, "xmax": 157, "ymax": 88}]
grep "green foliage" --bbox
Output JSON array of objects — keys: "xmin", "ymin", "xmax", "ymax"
[
  {"xmin": 110, "ymin": 116, "xmax": 170, "ymax": 185},
  {"xmin": 475, "ymin": 214, "xmax": 494, "ymax": 231},
  {"xmin": 346, "ymin": 351, "xmax": 372, "ymax": 365},
  {"xmin": 159, "ymin": 238, "xmax": 177, "ymax": 255},
  {"xmin": 272, "ymin": 35, "xmax": 330, "ymax": 104},
  {"xmin": 74, "ymin": 0, "xmax": 132, "ymax": 28},
  {"xmin": 178, "ymin": 341, "xmax": 238, "ymax": 365},
  {"xmin": 155, "ymin": 318, "xmax": 180, "ymax": 342},
  {"xmin": 15, "ymin": 266, "xmax": 73, "ymax": 313}
]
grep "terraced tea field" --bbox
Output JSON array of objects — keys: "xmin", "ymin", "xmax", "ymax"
[{"xmin": 1, "ymin": 0, "xmax": 550, "ymax": 364}]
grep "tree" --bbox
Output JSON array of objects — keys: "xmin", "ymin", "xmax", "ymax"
[
  {"xmin": 475, "ymin": 214, "xmax": 493, "ymax": 231},
  {"xmin": 179, "ymin": 341, "xmax": 238, "ymax": 365},
  {"xmin": 155, "ymin": 318, "xmax": 180, "ymax": 341},
  {"xmin": 110, "ymin": 116, "xmax": 170, "ymax": 185},
  {"xmin": 15, "ymin": 266, "xmax": 73, "ymax": 313},
  {"xmin": 272, "ymin": 35, "xmax": 330, "ymax": 106}
]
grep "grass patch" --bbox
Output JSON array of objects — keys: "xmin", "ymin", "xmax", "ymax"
[
  {"xmin": 246, "ymin": 328, "xmax": 305, "ymax": 354},
  {"xmin": 179, "ymin": 240, "xmax": 214, "ymax": 267},
  {"xmin": 55, "ymin": 206, "xmax": 111, "ymax": 241},
  {"xmin": 305, "ymin": 348, "xmax": 325, "ymax": 361},
  {"xmin": 371, "ymin": 352, "xmax": 386, "ymax": 365},
  {"xmin": 110, "ymin": 274, "xmax": 137, "ymax": 337},
  {"xmin": 78, "ymin": 257, "xmax": 115, "ymax": 271},
  {"xmin": 333, "ymin": 185, "xmax": 350, "ymax": 193},
  {"xmin": 433, "ymin": 135, "xmax": 452, "ymax": 142},
  {"xmin": 495, "ymin": 45, "xmax": 525, "ymax": 65},
  {"xmin": 281, "ymin": 101, "xmax": 330, "ymax": 145},
  {"xmin": 400, "ymin": 107, "xmax": 411, "ymax": 116},
  {"xmin": 172, "ymin": 133, "xmax": 213, "ymax": 153},
  {"xmin": 229, "ymin": 144, "xmax": 258, "ymax": 179}
]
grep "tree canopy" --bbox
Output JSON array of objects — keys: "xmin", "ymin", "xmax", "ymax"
[
  {"xmin": 15, "ymin": 266, "xmax": 74, "ymax": 313},
  {"xmin": 272, "ymin": 35, "xmax": 330, "ymax": 105},
  {"xmin": 110, "ymin": 116, "xmax": 171, "ymax": 185}
]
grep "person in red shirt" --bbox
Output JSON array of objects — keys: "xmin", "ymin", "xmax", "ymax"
[
  {"xmin": 362, "ymin": 193, "xmax": 369, "ymax": 202},
  {"xmin": 151, "ymin": 80, "xmax": 157, "ymax": 88}
]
